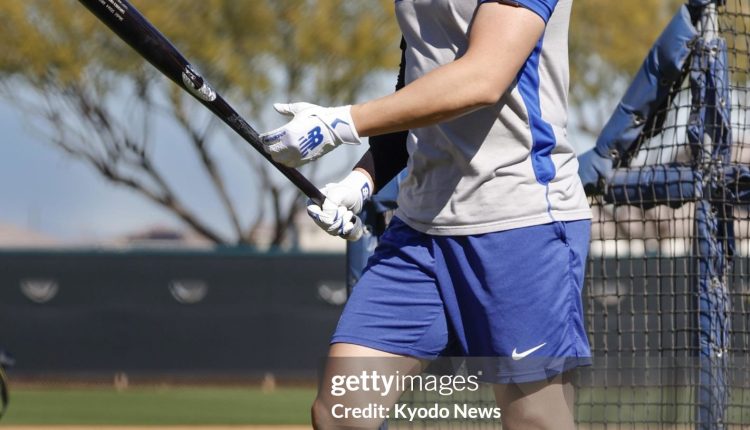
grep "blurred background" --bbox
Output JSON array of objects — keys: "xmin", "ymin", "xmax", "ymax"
[{"xmin": 0, "ymin": 0, "xmax": 683, "ymax": 427}]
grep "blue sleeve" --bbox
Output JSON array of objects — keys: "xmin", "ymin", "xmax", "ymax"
[{"xmin": 480, "ymin": 0, "xmax": 558, "ymax": 23}]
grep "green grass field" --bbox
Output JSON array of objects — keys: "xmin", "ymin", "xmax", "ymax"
[
  {"xmin": 2, "ymin": 385, "xmax": 748, "ymax": 427},
  {"xmin": 1, "ymin": 386, "xmax": 316, "ymax": 426}
]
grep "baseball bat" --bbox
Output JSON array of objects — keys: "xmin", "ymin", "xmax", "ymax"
[{"xmin": 77, "ymin": 0, "xmax": 326, "ymax": 206}]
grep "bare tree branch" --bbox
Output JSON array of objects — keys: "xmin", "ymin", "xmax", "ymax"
[
  {"xmin": 170, "ymin": 92, "xmax": 246, "ymax": 242},
  {"xmin": 38, "ymin": 82, "xmax": 230, "ymax": 244}
]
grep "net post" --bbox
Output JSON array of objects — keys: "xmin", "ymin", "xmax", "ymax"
[{"xmin": 690, "ymin": 2, "xmax": 733, "ymax": 428}]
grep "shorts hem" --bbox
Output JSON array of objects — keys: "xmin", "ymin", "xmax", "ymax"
[
  {"xmin": 474, "ymin": 357, "xmax": 593, "ymax": 385},
  {"xmin": 329, "ymin": 334, "xmax": 593, "ymax": 385},
  {"xmin": 330, "ymin": 335, "xmax": 441, "ymax": 360}
]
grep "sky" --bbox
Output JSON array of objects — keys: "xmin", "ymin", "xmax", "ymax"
[{"xmin": 0, "ymin": 100, "xmax": 177, "ymax": 241}]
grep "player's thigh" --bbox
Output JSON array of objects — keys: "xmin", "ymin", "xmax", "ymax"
[{"xmin": 492, "ymin": 372, "xmax": 575, "ymax": 430}]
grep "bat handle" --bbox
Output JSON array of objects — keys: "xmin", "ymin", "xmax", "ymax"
[{"xmin": 308, "ymin": 191, "xmax": 326, "ymax": 208}]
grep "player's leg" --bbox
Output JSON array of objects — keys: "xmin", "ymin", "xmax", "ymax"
[
  {"xmin": 489, "ymin": 220, "xmax": 588, "ymax": 429},
  {"xmin": 493, "ymin": 372, "xmax": 575, "ymax": 430},
  {"xmin": 312, "ymin": 217, "xmax": 449, "ymax": 429},
  {"xmin": 312, "ymin": 343, "xmax": 424, "ymax": 430}
]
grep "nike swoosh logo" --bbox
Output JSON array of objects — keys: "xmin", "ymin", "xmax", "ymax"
[{"xmin": 512, "ymin": 343, "xmax": 547, "ymax": 361}]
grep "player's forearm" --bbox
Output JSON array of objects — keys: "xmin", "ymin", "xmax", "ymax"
[
  {"xmin": 352, "ymin": 60, "xmax": 502, "ymax": 137},
  {"xmin": 351, "ymin": 3, "xmax": 545, "ymax": 137}
]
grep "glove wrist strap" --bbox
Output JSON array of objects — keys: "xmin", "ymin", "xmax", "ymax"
[
  {"xmin": 343, "ymin": 170, "xmax": 373, "ymax": 203},
  {"xmin": 319, "ymin": 106, "xmax": 360, "ymax": 145}
]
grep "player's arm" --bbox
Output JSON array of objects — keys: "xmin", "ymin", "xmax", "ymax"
[
  {"xmin": 261, "ymin": 1, "xmax": 548, "ymax": 167},
  {"xmin": 352, "ymin": 2, "xmax": 546, "ymax": 137}
]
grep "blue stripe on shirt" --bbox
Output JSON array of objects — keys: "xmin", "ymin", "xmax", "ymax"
[{"xmin": 517, "ymin": 37, "xmax": 558, "ymax": 185}]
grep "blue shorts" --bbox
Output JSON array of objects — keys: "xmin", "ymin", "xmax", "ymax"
[{"xmin": 332, "ymin": 218, "xmax": 592, "ymax": 383}]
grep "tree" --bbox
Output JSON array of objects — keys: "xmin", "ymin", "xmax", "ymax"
[{"xmin": 0, "ymin": 0, "xmax": 399, "ymax": 246}]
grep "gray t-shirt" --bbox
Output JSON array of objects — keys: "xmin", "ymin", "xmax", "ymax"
[{"xmin": 394, "ymin": 0, "xmax": 591, "ymax": 235}]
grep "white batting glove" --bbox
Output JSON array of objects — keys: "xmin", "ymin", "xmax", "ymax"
[
  {"xmin": 307, "ymin": 170, "xmax": 373, "ymax": 241},
  {"xmin": 260, "ymin": 102, "xmax": 361, "ymax": 168}
]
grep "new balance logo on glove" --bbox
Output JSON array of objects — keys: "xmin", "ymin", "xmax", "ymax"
[{"xmin": 299, "ymin": 126, "xmax": 325, "ymax": 157}]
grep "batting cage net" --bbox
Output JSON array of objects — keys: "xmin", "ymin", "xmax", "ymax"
[
  {"xmin": 578, "ymin": 0, "xmax": 750, "ymax": 429},
  {"xmin": 368, "ymin": 1, "xmax": 750, "ymax": 429}
]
